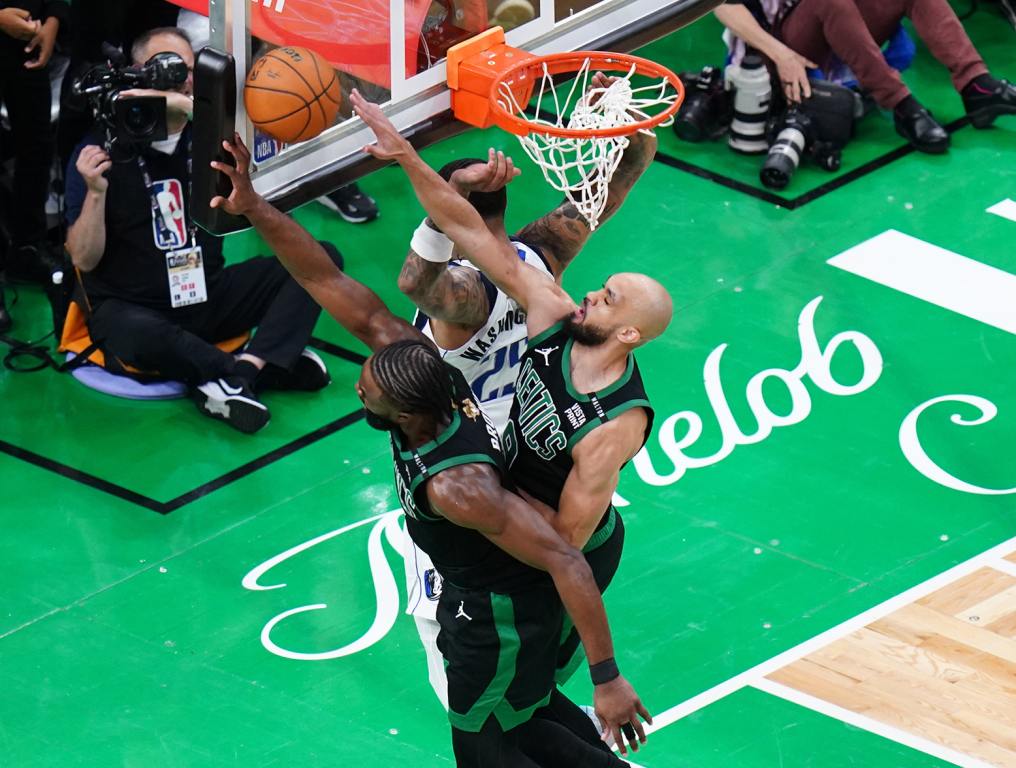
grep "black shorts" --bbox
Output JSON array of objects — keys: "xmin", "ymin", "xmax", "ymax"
[
  {"xmin": 437, "ymin": 578, "xmax": 564, "ymax": 734},
  {"xmin": 556, "ymin": 507, "xmax": 625, "ymax": 684}
]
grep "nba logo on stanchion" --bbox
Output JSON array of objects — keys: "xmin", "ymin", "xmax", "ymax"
[{"xmin": 151, "ymin": 178, "xmax": 187, "ymax": 250}]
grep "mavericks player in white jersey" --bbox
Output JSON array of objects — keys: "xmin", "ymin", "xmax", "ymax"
[{"xmin": 396, "ymin": 106, "xmax": 656, "ymax": 706}]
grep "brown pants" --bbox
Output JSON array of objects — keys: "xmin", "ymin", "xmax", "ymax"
[{"xmin": 779, "ymin": 0, "xmax": 987, "ymax": 109}]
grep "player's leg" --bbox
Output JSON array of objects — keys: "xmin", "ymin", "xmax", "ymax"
[
  {"xmin": 403, "ymin": 530, "xmax": 449, "ymax": 707},
  {"xmin": 451, "ymin": 720, "xmax": 543, "ymax": 768}
]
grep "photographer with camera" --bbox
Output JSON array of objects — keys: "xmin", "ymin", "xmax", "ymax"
[
  {"xmin": 64, "ymin": 27, "xmax": 340, "ymax": 434},
  {"xmin": 1, "ymin": 0, "xmax": 67, "ymax": 298},
  {"xmin": 715, "ymin": 0, "xmax": 1016, "ymax": 154}
]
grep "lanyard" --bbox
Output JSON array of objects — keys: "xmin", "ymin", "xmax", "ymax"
[{"xmin": 136, "ymin": 133, "xmax": 197, "ymax": 248}]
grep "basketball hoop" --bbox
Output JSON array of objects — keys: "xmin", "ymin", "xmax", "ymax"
[{"xmin": 447, "ymin": 28, "xmax": 684, "ymax": 230}]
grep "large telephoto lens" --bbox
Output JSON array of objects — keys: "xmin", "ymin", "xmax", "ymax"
[{"xmin": 760, "ymin": 126, "xmax": 806, "ymax": 189}]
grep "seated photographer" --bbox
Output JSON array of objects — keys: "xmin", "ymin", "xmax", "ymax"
[
  {"xmin": 715, "ymin": 0, "xmax": 1016, "ymax": 153},
  {"xmin": 64, "ymin": 27, "xmax": 338, "ymax": 434}
]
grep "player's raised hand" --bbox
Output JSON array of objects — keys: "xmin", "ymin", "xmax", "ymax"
[
  {"xmin": 350, "ymin": 88, "xmax": 411, "ymax": 161},
  {"xmin": 449, "ymin": 148, "xmax": 521, "ymax": 194},
  {"xmin": 209, "ymin": 133, "xmax": 261, "ymax": 216},
  {"xmin": 593, "ymin": 674, "xmax": 653, "ymax": 756}
]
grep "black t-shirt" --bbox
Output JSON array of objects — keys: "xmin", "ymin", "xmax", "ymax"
[
  {"xmin": 502, "ymin": 322, "xmax": 654, "ymax": 532},
  {"xmin": 391, "ymin": 365, "xmax": 549, "ymax": 594},
  {"xmin": 65, "ymin": 127, "xmax": 224, "ymax": 310}
]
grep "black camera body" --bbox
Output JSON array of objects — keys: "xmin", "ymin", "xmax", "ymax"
[
  {"xmin": 673, "ymin": 66, "xmax": 734, "ymax": 143},
  {"xmin": 73, "ymin": 45, "xmax": 189, "ymax": 152},
  {"xmin": 760, "ymin": 79, "xmax": 859, "ymax": 190}
]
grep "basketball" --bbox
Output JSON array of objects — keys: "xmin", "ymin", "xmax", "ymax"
[{"xmin": 243, "ymin": 46, "xmax": 341, "ymax": 144}]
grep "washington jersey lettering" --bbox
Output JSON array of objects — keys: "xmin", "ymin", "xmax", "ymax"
[
  {"xmin": 415, "ymin": 240, "xmax": 553, "ymax": 433},
  {"xmin": 152, "ymin": 178, "xmax": 188, "ymax": 250}
]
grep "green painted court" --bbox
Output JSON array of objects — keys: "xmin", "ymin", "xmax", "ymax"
[{"xmin": 2, "ymin": 8, "xmax": 1014, "ymax": 767}]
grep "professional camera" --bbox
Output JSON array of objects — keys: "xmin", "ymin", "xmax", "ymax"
[
  {"xmin": 673, "ymin": 66, "xmax": 733, "ymax": 142},
  {"xmin": 760, "ymin": 79, "xmax": 860, "ymax": 190},
  {"xmin": 72, "ymin": 43, "xmax": 189, "ymax": 151}
]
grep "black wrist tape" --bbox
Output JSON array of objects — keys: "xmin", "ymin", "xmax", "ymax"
[{"xmin": 589, "ymin": 657, "xmax": 620, "ymax": 686}]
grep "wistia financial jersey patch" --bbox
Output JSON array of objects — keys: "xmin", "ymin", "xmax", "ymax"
[{"xmin": 151, "ymin": 178, "xmax": 188, "ymax": 250}]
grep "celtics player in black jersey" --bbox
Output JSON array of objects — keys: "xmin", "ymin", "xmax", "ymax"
[
  {"xmin": 354, "ymin": 89, "xmax": 674, "ymax": 680},
  {"xmin": 208, "ymin": 135, "xmax": 652, "ymax": 765}
]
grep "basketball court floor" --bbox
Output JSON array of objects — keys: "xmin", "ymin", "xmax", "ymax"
[{"xmin": 1, "ymin": 8, "xmax": 1014, "ymax": 767}]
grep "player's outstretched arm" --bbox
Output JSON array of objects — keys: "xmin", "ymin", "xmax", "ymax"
[
  {"xmin": 427, "ymin": 463, "xmax": 652, "ymax": 755},
  {"xmin": 556, "ymin": 409, "xmax": 648, "ymax": 549},
  {"xmin": 352, "ymin": 90, "xmax": 574, "ymax": 337},
  {"xmin": 398, "ymin": 150, "xmax": 521, "ymax": 329},
  {"xmin": 515, "ymin": 73, "xmax": 658, "ymax": 276},
  {"xmin": 209, "ymin": 134, "xmax": 420, "ymax": 352}
]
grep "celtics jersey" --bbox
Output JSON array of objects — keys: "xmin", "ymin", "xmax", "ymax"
[
  {"xmin": 502, "ymin": 322, "xmax": 655, "ymax": 525},
  {"xmin": 414, "ymin": 239, "xmax": 553, "ymax": 433},
  {"xmin": 390, "ymin": 365, "xmax": 546, "ymax": 594}
]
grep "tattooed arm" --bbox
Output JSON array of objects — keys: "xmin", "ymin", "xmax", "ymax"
[
  {"xmin": 516, "ymin": 127, "xmax": 657, "ymax": 277},
  {"xmin": 397, "ymin": 253, "xmax": 491, "ymax": 329},
  {"xmin": 398, "ymin": 150, "xmax": 522, "ymax": 330}
]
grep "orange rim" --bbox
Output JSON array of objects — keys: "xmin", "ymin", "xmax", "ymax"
[{"xmin": 489, "ymin": 51, "xmax": 685, "ymax": 139}]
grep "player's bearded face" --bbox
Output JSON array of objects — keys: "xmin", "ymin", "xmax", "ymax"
[{"xmin": 563, "ymin": 314, "xmax": 611, "ymax": 346}]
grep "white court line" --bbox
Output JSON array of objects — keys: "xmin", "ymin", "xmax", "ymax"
[
  {"xmin": 827, "ymin": 230, "xmax": 1016, "ymax": 336},
  {"xmin": 644, "ymin": 535, "xmax": 1016, "ymax": 735},
  {"xmin": 987, "ymin": 558, "xmax": 1016, "ymax": 579},
  {"xmin": 751, "ymin": 679, "xmax": 998, "ymax": 768},
  {"xmin": 987, "ymin": 199, "xmax": 1016, "ymax": 223}
]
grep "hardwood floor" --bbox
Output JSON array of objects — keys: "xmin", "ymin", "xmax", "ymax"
[{"xmin": 768, "ymin": 564, "xmax": 1016, "ymax": 768}]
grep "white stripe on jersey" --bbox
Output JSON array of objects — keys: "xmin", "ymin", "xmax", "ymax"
[{"xmin": 418, "ymin": 241, "xmax": 553, "ymax": 434}]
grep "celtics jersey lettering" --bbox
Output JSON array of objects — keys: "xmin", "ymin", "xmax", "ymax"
[
  {"xmin": 503, "ymin": 322, "xmax": 655, "ymax": 516},
  {"xmin": 390, "ymin": 365, "xmax": 546, "ymax": 593}
]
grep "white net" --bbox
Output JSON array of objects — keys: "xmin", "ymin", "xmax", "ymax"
[{"xmin": 496, "ymin": 57, "xmax": 679, "ymax": 230}]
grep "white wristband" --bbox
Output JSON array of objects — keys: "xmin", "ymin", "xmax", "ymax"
[{"xmin": 411, "ymin": 219, "xmax": 454, "ymax": 263}]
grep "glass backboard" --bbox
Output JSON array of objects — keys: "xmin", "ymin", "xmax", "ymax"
[{"xmin": 175, "ymin": 0, "xmax": 723, "ymax": 227}]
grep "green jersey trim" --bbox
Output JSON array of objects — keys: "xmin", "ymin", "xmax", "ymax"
[
  {"xmin": 528, "ymin": 320, "xmax": 566, "ymax": 348},
  {"xmin": 566, "ymin": 399, "xmax": 653, "ymax": 453},
  {"xmin": 582, "ymin": 506, "xmax": 617, "ymax": 553},
  {"xmin": 408, "ymin": 453, "xmax": 502, "ymax": 518},
  {"xmin": 560, "ymin": 337, "xmax": 636, "ymax": 402},
  {"xmin": 395, "ymin": 409, "xmax": 462, "ymax": 461}
]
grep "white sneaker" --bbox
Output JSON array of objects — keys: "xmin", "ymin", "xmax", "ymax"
[{"xmin": 193, "ymin": 376, "xmax": 270, "ymax": 434}]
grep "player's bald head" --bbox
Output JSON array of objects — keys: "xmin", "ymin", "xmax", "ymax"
[{"xmin": 614, "ymin": 272, "xmax": 673, "ymax": 346}]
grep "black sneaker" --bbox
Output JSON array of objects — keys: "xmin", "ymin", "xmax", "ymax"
[
  {"xmin": 894, "ymin": 104, "xmax": 949, "ymax": 154},
  {"xmin": 317, "ymin": 183, "xmax": 379, "ymax": 223},
  {"xmin": 255, "ymin": 348, "xmax": 331, "ymax": 393},
  {"xmin": 193, "ymin": 376, "xmax": 271, "ymax": 434},
  {"xmin": 963, "ymin": 78, "xmax": 1016, "ymax": 129}
]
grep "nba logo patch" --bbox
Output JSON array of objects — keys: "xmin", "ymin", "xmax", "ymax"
[
  {"xmin": 424, "ymin": 568, "xmax": 443, "ymax": 601},
  {"xmin": 151, "ymin": 178, "xmax": 188, "ymax": 251}
]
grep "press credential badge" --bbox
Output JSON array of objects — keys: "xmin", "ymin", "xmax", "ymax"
[{"xmin": 167, "ymin": 246, "xmax": 208, "ymax": 308}]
